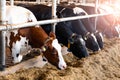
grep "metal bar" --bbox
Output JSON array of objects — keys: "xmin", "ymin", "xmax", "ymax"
[
  {"xmin": 0, "ymin": 31, "xmax": 6, "ymax": 71},
  {"xmin": 0, "ymin": 0, "xmax": 6, "ymax": 71},
  {"xmin": 57, "ymin": 0, "xmax": 60, "ymax": 4},
  {"xmin": 0, "ymin": 12, "xmax": 117, "ymax": 31},
  {"xmin": 82, "ymin": 0, "xmax": 86, "ymax": 4},
  {"xmin": 36, "ymin": 0, "xmax": 40, "ymax": 4},
  {"xmin": 94, "ymin": 0, "xmax": 99, "ymax": 30},
  {"xmin": 95, "ymin": 0, "xmax": 99, "ymax": 14},
  {"xmin": 52, "ymin": 0, "xmax": 57, "ymax": 33},
  {"xmin": 10, "ymin": 0, "xmax": 14, "ymax": 6}
]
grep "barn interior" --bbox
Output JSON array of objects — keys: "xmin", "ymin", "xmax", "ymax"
[{"xmin": 0, "ymin": 0, "xmax": 120, "ymax": 80}]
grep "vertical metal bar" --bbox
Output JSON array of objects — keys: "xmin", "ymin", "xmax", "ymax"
[
  {"xmin": 57, "ymin": 0, "xmax": 60, "ymax": 4},
  {"xmin": 36, "ymin": 0, "xmax": 40, "ymax": 4},
  {"xmin": 94, "ymin": 0, "xmax": 99, "ymax": 30},
  {"xmin": 82, "ymin": 0, "xmax": 86, "ymax": 4},
  {"xmin": 52, "ymin": 0, "xmax": 57, "ymax": 33},
  {"xmin": 10, "ymin": 0, "xmax": 14, "ymax": 6},
  {"xmin": 0, "ymin": 0, "xmax": 6, "ymax": 71},
  {"xmin": 0, "ymin": 31, "xmax": 6, "ymax": 71}
]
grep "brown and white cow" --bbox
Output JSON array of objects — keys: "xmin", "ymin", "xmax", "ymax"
[{"xmin": 5, "ymin": 6, "xmax": 66, "ymax": 70}]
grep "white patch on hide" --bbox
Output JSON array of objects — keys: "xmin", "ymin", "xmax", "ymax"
[
  {"xmin": 115, "ymin": 25, "xmax": 120, "ymax": 38},
  {"xmin": 91, "ymin": 33, "xmax": 101, "ymax": 51},
  {"xmin": 6, "ymin": 6, "xmax": 37, "ymax": 24},
  {"xmin": 12, "ymin": 36, "xmax": 31, "ymax": 63},
  {"xmin": 6, "ymin": 29, "xmax": 19, "ymax": 47},
  {"xmin": 99, "ymin": 32, "xmax": 104, "ymax": 42},
  {"xmin": 52, "ymin": 39, "xmax": 67, "ymax": 70},
  {"xmin": 73, "ymin": 7, "xmax": 88, "ymax": 15},
  {"xmin": 79, "ymin": 37, "xmax": 86, "ymax": 45}
]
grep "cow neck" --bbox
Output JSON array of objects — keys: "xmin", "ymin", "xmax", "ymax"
[
  {"xmin": 30, "ymin": 27, "xmax": 53, "ymax": 53},
  {"xmin": 27, "ymin": 37, "xmax": 52, "ymax": 54},
  {"xmin": 29, "ymin": 27, "xmax": 48, "ymax": 46},
  {"xmin": 44, "ymin": 36, "xmax": 52, "ymax": 45},
  {"xmin": 25, "ymin": 30, "xmax": 53, "ymax": 54}
]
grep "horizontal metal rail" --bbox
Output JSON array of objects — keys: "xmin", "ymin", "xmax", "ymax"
[{"xmin": 0, "ymin": 12, "xmax": 118, "ymax": 31}]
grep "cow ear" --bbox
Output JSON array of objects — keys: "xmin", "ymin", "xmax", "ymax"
[{"xmin": 49, "ymin": 32, "xmax": 56, "ymax": 39}]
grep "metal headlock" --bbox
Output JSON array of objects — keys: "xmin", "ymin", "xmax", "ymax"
[{"xmin": 0, "ymin": 0, "xmax": 119, "ymax": 71}]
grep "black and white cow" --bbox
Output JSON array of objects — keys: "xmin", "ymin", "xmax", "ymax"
[
  {"xmin": 72, "ymin": 6, "xmax": 104, "ymax": 49},
  {"xmin": 57, "ymin": 5, "xmax": 100, "ymax": 51},
  {"xmin": 17, "ymin": 4, "xmax": 89, "ymax": 59},
  {"xmin": 77, "ymin": 4, "xmax": 119, "ymax": 38}
]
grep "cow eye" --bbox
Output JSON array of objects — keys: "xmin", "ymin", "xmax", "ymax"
[
  {"xmin": 16, "ymin": 53, "xmax": 19, "ymax": 57},
  {"xmin": 25, "ymin": 42, "xmax": 27, "ymax": 44}
]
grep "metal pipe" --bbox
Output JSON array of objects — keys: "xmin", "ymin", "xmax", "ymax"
[
  {"xmin": 36, "ymin": 0, "xmax": 40, "ymax": 4},
  {"xmin": 0, "ymin": 0, "xmax": 6, "ymax": 24},
  {"xmin": 52, "ymin": 0, "xmax": 57, "ymax": 33},
  {"xmin": 82, "ymin": 0, "xmax": 86, "ymax": 4},
  {"xmin": 0, "ymin": 0, "xmax": 6, "ymax": 71},
  {"xmin": 57, "ymin": 0, "xmax": 60, "ymax": 4},
  {"xmin": 0, "ymin": 12, "xmax": 117, "ymax": 31},
  {"xmin": 94, "ymin": 0, "xmax": 99, "ymax": 30},
  {"xmin": 10, "ymin": 0, "xmax": 14, "ymax": 6},
  {"xmin": 0, "ymin": 31, "xmax": 6, "ymax": 71}
]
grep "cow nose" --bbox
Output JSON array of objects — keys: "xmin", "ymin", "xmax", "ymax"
[
  {"xmin": 63, "ymin": 65, "xmax": 67, "ymax": 69},
  {"xmin": 59, "ymin": 64, "xmax": 67, "ymax": 70}
]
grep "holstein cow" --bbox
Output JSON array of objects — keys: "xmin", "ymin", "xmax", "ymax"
[
  {"xmin": 17, "ymin": 4, "xmax": 89, "ymax": 59},
  {"xmin": 58, "ymin": 3, "xmax": 103, "ymax": 49},
  {"xmin": 72, "ymin": 6, "xmax": 104, "ymax": 49},
  {"xmin": 57, "ymin": 5, "xmax": 100, "ymax": 51},
  {"xmin": 77, "ymin": 4, "xmax": 119, "ymax": 38},
  {"xmin": 6, "ymin": 6, "xmax": 66, "ymax": 70},
  {"xmin": 98, "ymin": 4, "xmax": 120, "ymax": 38}
]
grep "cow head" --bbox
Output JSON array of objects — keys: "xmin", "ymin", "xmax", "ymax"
[
  {"xmin": 68, "ymin": 33, "xmax": 89, "ymax": 59},
  {"xmin": 41, "ymin": 32, "xmax": 67, "ymax": 70},
  {"xmin": 6, "ymin": 30, "xmax": 32, "ymax": 64},
  {"xmin": 83, "ymin": 32, "xmax": 100, "ymax": 52}
]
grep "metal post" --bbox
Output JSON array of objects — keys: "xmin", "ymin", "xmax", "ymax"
[
  {"xmin": 94, "ymin": 0, "xmax": 99, "ymax": 30},
  {"xmin": 52, "ymin": 0, "xmax": 57, "ymax": 33},
  {"xmin": 10, "ymin": 0, "xmax": 14, "ymax": 6},
  {"xmin": 109, "ymin": 0, "xmax": 111, "ymax": 4},
  {"xmin": 57, "ymin": 0, "xmax": 60, "ymax": 4},
  {"xmin": 82, "ymin": 0, "xmax": 86, "ymax": 4},
  {"xmin": 36, "ymin": 0, "xmax": 40, "ymax": 4},
  {"xmin": 0, "ymin": 0, "xmax": 6, "ymax": 71}
]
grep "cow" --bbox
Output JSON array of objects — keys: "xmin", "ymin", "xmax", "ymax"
[
  {"xmin": 57, "ymin": 5, "xmax": 100, "ymax": 51},
  {"xmin": 72, "ymin": 6, "xmax": 104, "ymax": 49},
  {"xmin": 57, "ymin": 3, "xmax": 103, "ymax": 49},
  {"xmin": 17, "ymin": 4, "xmax": 89, "ymax": 59},
  {"xmin": 5, "ymin": 5, "xmax": 67, "ymax": 70},
  {"xmin": 98, "ymin": 4, "xmax": 120, "ymax": 38},
  {"xmin": 77, "ymin": 4, "xmax": 119, "ymax": 38},
  {"xmin": 56, "ymin": 22, "xmax": 89, "ymax": 58}
]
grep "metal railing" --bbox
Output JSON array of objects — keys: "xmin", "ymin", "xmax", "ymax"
[
  {"xmin": 0, "ymin": 0, "xmax": 119, "ymax": 71},
  {"xmin": 0, "ymin": 12, "xmax": 117, "ymax": 31}
]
